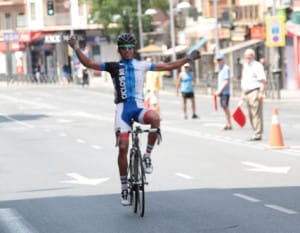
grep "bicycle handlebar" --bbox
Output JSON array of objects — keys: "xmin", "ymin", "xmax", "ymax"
[{"xmin": 115, "ymin": 126, "xmax": 162, "ymax": 146}]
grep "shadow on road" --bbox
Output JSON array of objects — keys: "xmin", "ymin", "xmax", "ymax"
[{"xmin": 0, "ymin": 114, "xmax": 49, "ymax": 124}]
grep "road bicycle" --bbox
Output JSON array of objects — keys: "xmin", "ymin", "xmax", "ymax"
[{"xmin": 117, "ymin": 121, "xmax": 161, "ymax": 217}]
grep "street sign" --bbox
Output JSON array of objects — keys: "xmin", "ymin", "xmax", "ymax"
[
  {"xmin": 265, "ymin": 16, "xmax": 286, "ymax": 47},
  {"xmin": 3, "ymin": 32, "xmax": 19, "ymax": 42}
]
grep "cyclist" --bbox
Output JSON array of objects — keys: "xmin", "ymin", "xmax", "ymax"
[{"xmin": 67, "ymin": 33, "xmax": 201, "ymax": 206}]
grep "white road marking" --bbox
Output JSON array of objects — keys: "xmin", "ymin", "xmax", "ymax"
[
  {"xmin": 233, "ymin": 193, "xmax": 261, "ymax": 203},
  {"xmin": 0, "ymin": 113, "xmax": 35, "ymax": 129},
  {"xmin": 56, "ymin": 119, "xmax": 72, "ymax": 123},
  {"xmin": 61, "ymin": 173, "xmax": 110, "ymax": 186},
  {"xmin": 162, "ymin": 125, "xmax": 300, "ymax": 157},
  {"xmin": 0, "ymin": 208, "xmax": 39, "ymax": 233},
  {"xmin": 76, "ymin": 139, "xmax": 86, "ymax": 144},
  {"xmin": 175, "ymin": 173, "xmax": 194, "ymax": 180},
  {"xmin": 91, "ymin": 145, "xmax": 103, "ymax": 150},
  {"xmin": 59, "ymin": 133, "xmax": 67, "ymax": 137},
  {"xmin": 203, "ymin": 123, "xmax": 224, "ymax": 128},
  {"xmin": 0, "ymin": 94, "xmax": 56, "ymax": 109},
  {"xmin": 241, "ymin": 161, "xmax": 291, "ymax": 174},
  {"xmin": 265, "ymin": 204, "xmax": 298, "ymax": 215},
  {"xmin": 71, "ymin": 111, "xmax": 113, "ymax": 122}
]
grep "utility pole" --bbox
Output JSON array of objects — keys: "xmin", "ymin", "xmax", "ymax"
[
  {"xmin": 213, "ymin": 0, "xmax": 219, "ymax": 56},
  {"xmin": 137, "ymin": 0, "xmax": 144, "ymax": 48}
]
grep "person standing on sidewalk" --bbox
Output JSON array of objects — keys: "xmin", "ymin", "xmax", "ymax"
[
  {"xmin": 176, "ymin": 63, "xmax": 199, "ymax": 119},
  {"xmin": 214, "ymin": 53, "xmax": 232, "ymax": 130},
  {"xmin": 241, "ymin": 48, "xmax": 267, "ymax": 141}
]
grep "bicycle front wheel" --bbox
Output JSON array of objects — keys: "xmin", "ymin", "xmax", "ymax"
[{"xmin": 133, "ymin": 150, "xmax": 145, "ymax": 217}]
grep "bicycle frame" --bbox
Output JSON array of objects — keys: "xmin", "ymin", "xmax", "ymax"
[{"xmin": 127, "ymin": 123, "xmax": 161, "ymax": 217}]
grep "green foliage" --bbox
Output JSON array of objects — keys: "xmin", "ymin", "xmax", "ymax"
[{"xmin": 90, "ymin": 0, "xmax": 168, "ymax": 46}]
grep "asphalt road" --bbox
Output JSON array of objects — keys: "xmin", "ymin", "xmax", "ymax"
[{"xmin": 0, "ymin": 85, "xmax": 299, "ymax": 233}]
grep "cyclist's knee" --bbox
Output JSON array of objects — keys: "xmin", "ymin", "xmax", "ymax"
[{"xmin": 145, "ymin": 111, "xmax": 160, "ymax": 127}]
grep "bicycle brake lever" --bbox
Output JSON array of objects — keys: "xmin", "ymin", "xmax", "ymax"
[
  {"xmin": 115, "ymin": 129, "xmax": 120, "ymax": 147},
  {"xmin": 156, "ymin": 128, "xmax": 162, "ymax": 145}
]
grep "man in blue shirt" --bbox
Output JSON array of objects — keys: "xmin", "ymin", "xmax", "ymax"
[{"xmin": 214, "ymin": 53, "xmax": 232, "ymax": 130}]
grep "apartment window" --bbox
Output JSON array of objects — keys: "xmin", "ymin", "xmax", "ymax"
[
  {"xmin": 5, "ymin": 13, "xmax": 12, "ymax": 29},
  {"xmin": 30, "ymin": 2, "xmax": 36, "ymax": 20},
  {"xmin": 17, "ymin": 13, "xmax": 26, "ymax": 28}
]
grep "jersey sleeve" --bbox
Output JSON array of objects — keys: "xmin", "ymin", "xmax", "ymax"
[{"xmin": 100, "ymin": 62, "xmax": 119, "ymax": 78}]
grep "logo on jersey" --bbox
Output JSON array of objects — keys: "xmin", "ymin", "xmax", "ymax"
[{"xmin": 119, "ymin": 63, "xmax": 127, "ymax": 100}]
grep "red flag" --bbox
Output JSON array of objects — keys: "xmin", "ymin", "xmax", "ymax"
[
  {"xmin": 232, "ymin": 102, "xmax": 246, "ymax": 127},
  {"xmin": 213, "ymin": 94, "xmax": 218, "ymax": 111}
]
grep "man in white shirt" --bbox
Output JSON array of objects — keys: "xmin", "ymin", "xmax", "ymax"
[{"xmin": 241, "ymin": 49, "xmax": 267, "ymax": 141}]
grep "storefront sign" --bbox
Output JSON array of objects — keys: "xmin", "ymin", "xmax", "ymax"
[
  {"xmin": 3, "ymin": 32, "xmax": 19, "ymax": 42},
  {"xmin": 45, "ymin": 34, "xmax": 61, "ymax": 43},
  {"xmin": 19, "ymin": 31, "xmax": 46, "ymax": 42},
  {"xmin": 251, "ymin": 26, "xmax": 265, "ymax": 39},
  {"xmin": 9, "ymin": 42, "xmax": 26, "ymax": 51}
]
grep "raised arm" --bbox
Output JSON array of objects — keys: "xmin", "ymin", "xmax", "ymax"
[
  {"xmin": 153, "ymin": 50, "xmax": 201, "ymax": 72},
  {"xmin": 67, "ymin": 35, "xmax": 101, "ymax": 70}
]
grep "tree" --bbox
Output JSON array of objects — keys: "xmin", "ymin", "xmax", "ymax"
[{"xmin": 90, "ymin": 0, "xmax": 168, "ymax": 47}]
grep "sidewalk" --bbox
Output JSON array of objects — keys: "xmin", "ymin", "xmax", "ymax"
[
  {"xmin": 89, "ymin": 77, "xmax": 300, "ymax": 101},
  {"xmin": 1, "ymin": 77, "xmax": 300, "ymax": 101}
]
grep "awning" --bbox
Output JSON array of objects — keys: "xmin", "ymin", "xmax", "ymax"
[
  {"xmin": 138, "ymin": 44, "xmax": 163, "ymax": 53},
  {"xmin": 19, "ymin": 31, "xmax": 50, "ymax": 42},
  {"xmin": 163, "ymin": 45, "xmax": 188, "ymax": 56},
  {"xmin": 138, "ymin": 44, "xmax": 163, "ymax": 58},
  {"xmin": 285, "ymin": 21, "xmax": 300, "ymax": 37}
]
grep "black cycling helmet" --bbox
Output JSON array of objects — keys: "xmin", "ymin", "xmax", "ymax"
[{"xmin": 117, "ymin": 33, "xmax": 136, "ymax": 45}]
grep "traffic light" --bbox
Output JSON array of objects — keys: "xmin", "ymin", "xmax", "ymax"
[{"xmin": 47, "ymin": 0, "xmax": 55, "ymax": 16}]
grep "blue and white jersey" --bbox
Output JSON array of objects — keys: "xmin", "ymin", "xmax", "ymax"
[{"xmin": 101, "ymin": 59, "xmax": 155, "ymax": 104}]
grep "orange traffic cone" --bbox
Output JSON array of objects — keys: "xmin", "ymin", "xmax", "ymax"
[{"xmin": 269, "ymin": 108, "xmax": 286, "ymax": 149}]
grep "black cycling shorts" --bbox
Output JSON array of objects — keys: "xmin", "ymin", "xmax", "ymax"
[{"xmin": 181, "ymin": 92, "xmax": 194, "ymax": 98}]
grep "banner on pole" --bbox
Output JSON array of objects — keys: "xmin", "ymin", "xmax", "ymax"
[{"xmin": 265, "ymin": 16, "xmax": 286, "ymax": 47}]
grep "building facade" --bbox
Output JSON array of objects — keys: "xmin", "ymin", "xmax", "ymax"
[{"xmin": 0, "ymin": 0, "xmax": 110, "ymax": 83}]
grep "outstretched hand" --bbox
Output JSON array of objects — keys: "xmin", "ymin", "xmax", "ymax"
[
  {"xmin": 187, "ymin": 50, "xmax": 201, "ymax": 61},
  {"xmin": 67, "ymin": 35, "xmax": 79, "ymax": 50}
]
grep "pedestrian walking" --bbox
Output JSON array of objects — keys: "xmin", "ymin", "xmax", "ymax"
[
  {"xmin": 241, "ymin": 48, "xmax": 267, "ymax": 141},
  {"xmin": 214, "ymin": 53, "xmax": 232, "ymax": 130},
  {"xmin": 176, "ymin": 63, "xmax": 199, "ymax": 119}
]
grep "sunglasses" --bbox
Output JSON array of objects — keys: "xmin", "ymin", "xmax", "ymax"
[{"xmin": 119, "ymin": 44, "xmax": 135, "ymax": 51}]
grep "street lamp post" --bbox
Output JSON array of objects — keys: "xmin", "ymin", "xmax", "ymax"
[
  {"xmin": 169, "ymin": 0, "xmax": 191, "ymax": 80},
  {"xmin": 137, "ymin": 0, "xmax": 144, "ymax": 48},
  {"xmin": 169, "ymin": 0, "xmax": 176, "ymax": 63},
  {"xmin": 213, "ymin": 0, "xmax": 219, "ymax": 56}
]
